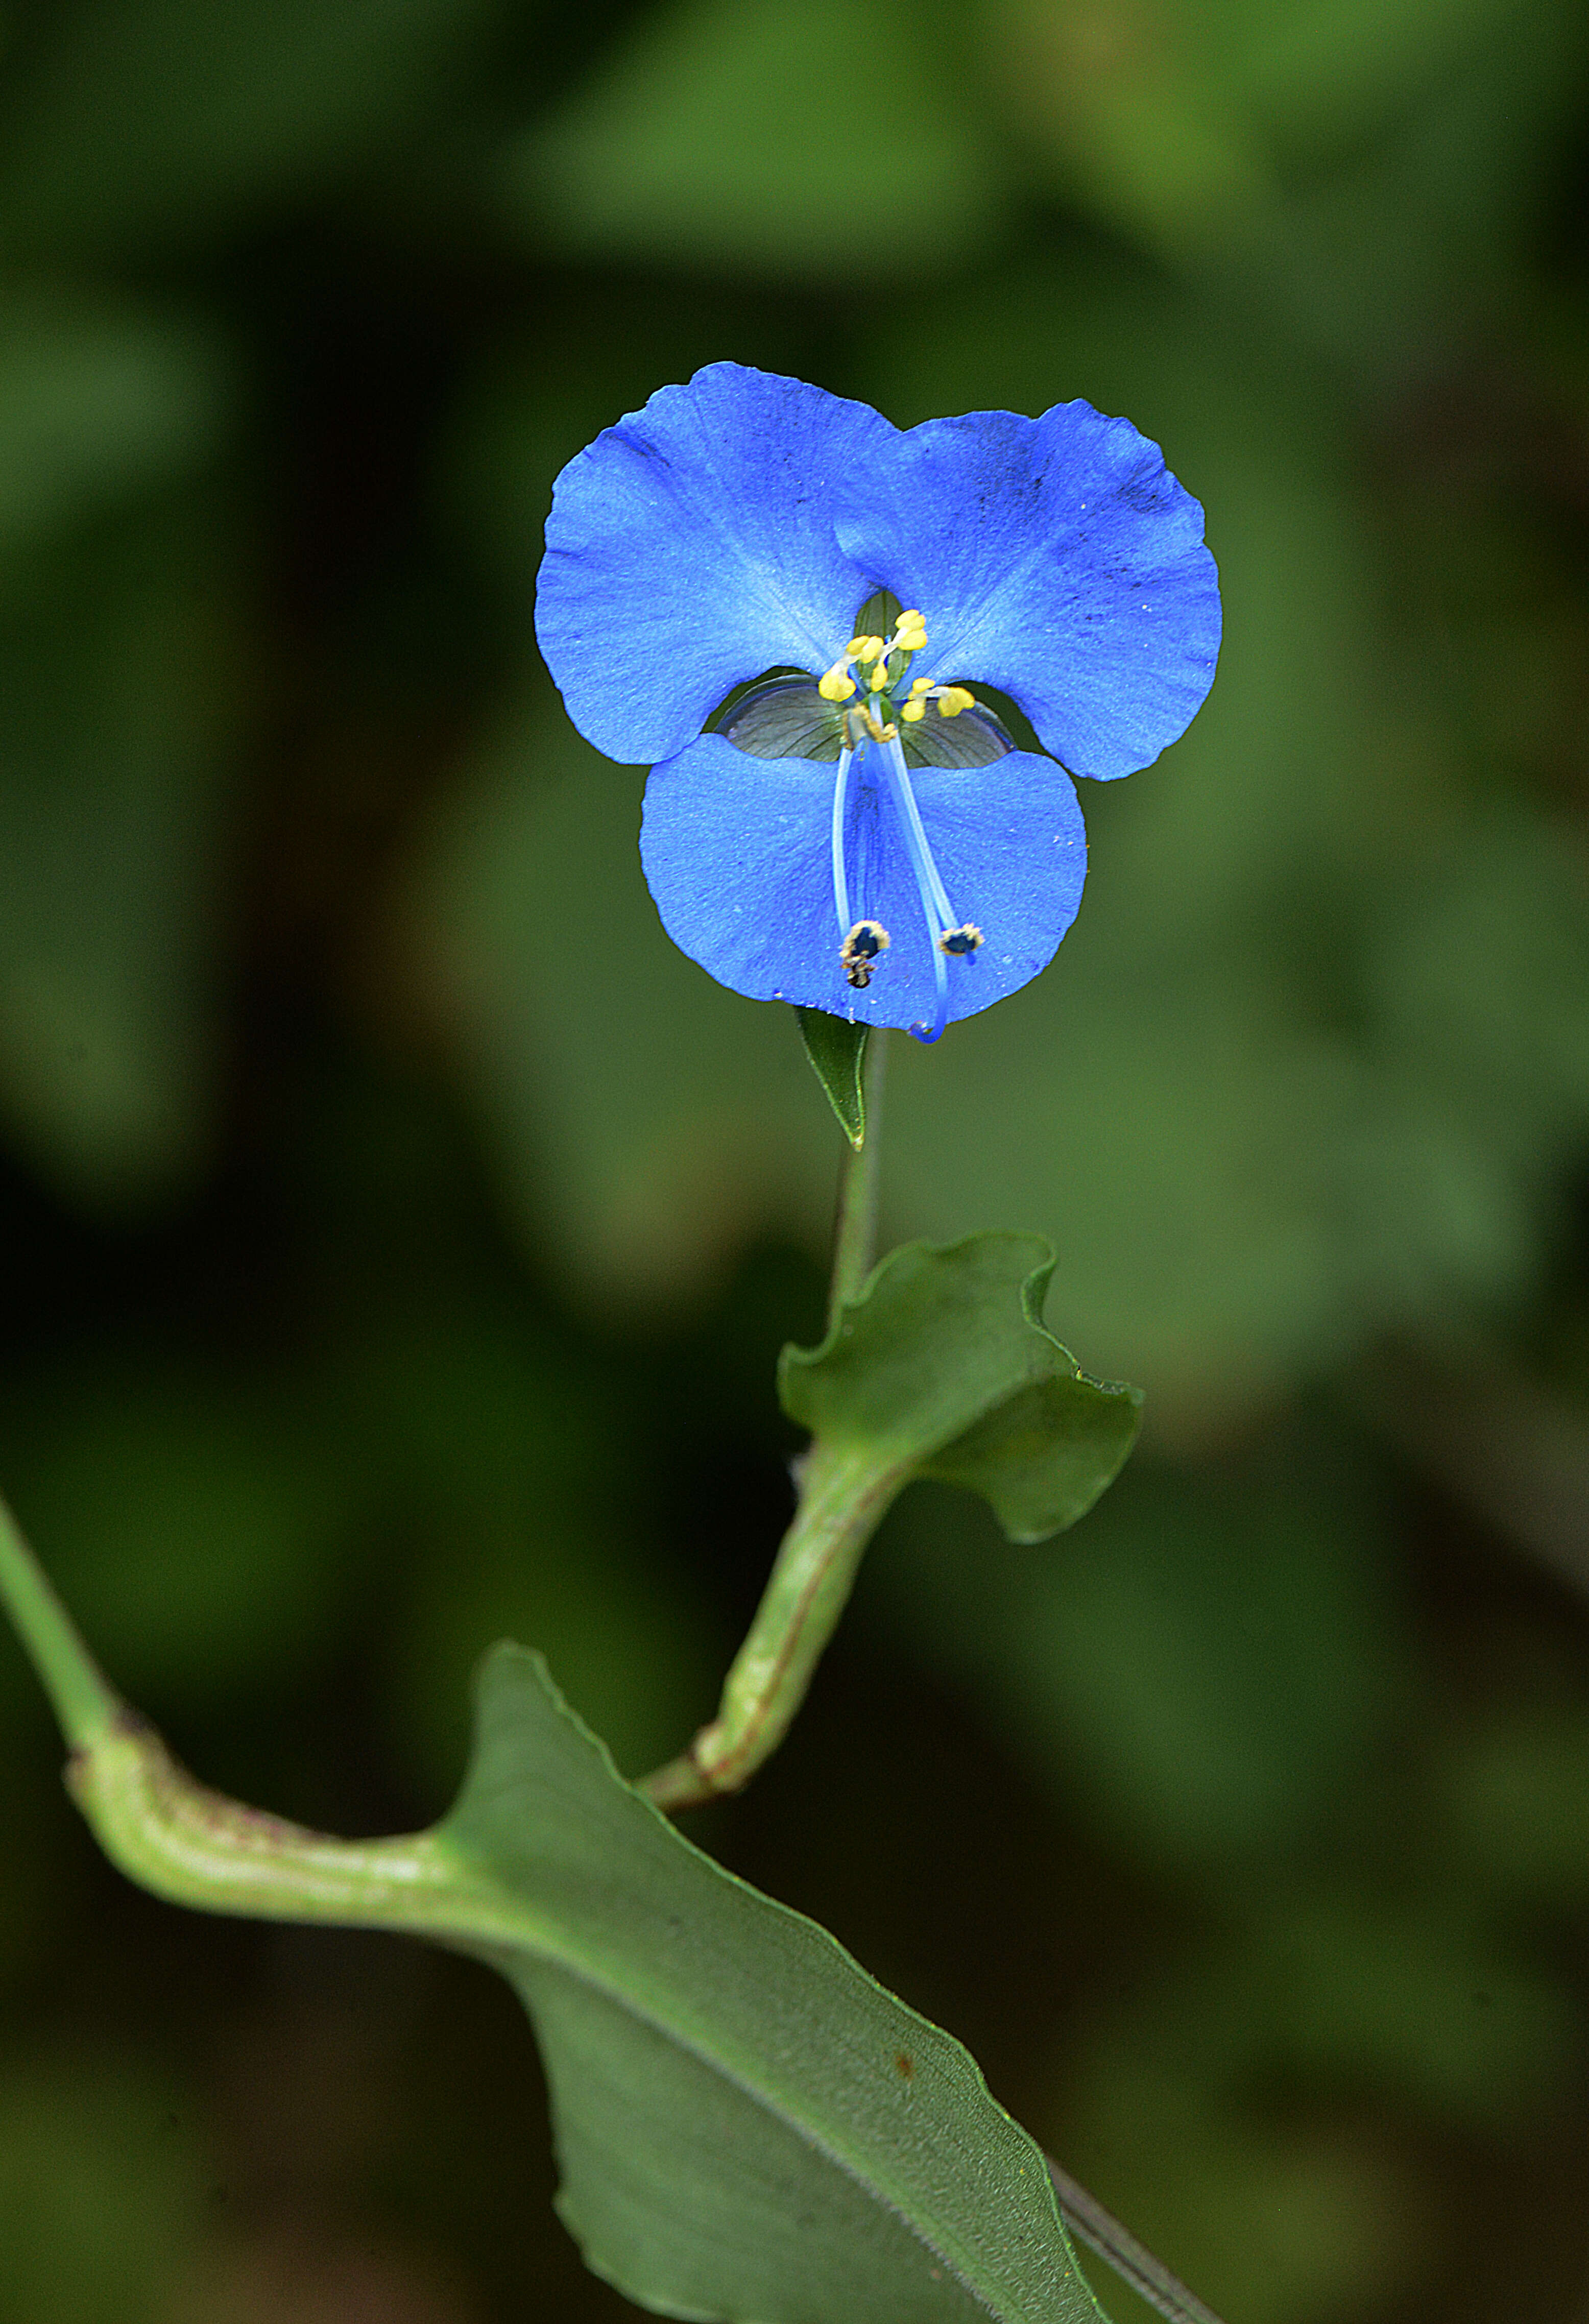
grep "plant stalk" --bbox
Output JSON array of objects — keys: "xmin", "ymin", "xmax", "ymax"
[
  {"xmin": 640, "ymin": 1438, "xmax": 907, "ymax": 1810},
  {"xmin": 0, "ymin": 1492, "xmax": 121, "ymax": 1751},
  {"xmin": 827, "ymin": 1026, "xmax": 887, "ymax": 1326},
  {"xmin": 643, "ymin": 1031, "xmax": 896, "ymax": 1812},
  {"xmin": 0, "ymin": 1502, "xmax": 1227, "ymax": 2324}
]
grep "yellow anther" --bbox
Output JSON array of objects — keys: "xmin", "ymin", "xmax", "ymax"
[
  {"xmin": 850, "ymin": 634, "xmax": 885, "ymax": 664},
  {"xmin": 869, "ymin": 653, "xmax": 894, "ymax": 694},
  {"xmin": 908, "ymin": 676, "xmax": 932, "ymax": 695},
  {"xmin": 902, "ymin": 698, "xmax": 927, "ymax": 723},
  {"xmin": 818, "ymin": 661, "xmax": 856, "ymax": 702},
  {"xmin": 894, "ymin": 610, "xmax": 928, "ymax": 649},
  {"xmin": 936, "ymin": 686, "xmax": 975, "ymax": 718}
]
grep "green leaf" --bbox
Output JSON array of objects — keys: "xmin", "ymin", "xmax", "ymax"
[
  {"xmin": 56, "ymin": 1629, "xmax": 1109, "ymax": 2324},
  {"xmin": 780, "ymin": 1234, "xmax": 1142, "ymax": 1544},
  {"xmin": 449, "ymin": 1650, "xmax": 1106, "ymax": 2324},
  {"xmin": 796, "ymin": 1007, "xmax": 869, "ymax": 1149}
]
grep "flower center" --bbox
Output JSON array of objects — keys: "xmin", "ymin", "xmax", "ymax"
[
  {"xmin": 817, "ymin": 607, "xmax": 976, "ymax": 736},
  {"xmin": 711, "ymin": 593, "xmax": 1006, "ymax": 1044}
]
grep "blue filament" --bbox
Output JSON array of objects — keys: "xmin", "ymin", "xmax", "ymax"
[
  {"xmin": 829, "ymin": 731, "xmax": 970, "ymax": 1043},
  {"xmin": 881, "ymin": 735, "xmax": 955, "ymax": 1045},
  {"xmin": 829, "ymin": 745, "xmax": 854, "ymax": 936},
  {"xmin": 881, "ymin": 735, "xmax": 955, "ymax": 928}
]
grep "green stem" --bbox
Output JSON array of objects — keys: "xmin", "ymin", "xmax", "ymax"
[
  {"xmin": 640, "ymin": 1438, "xmax": 907, "ymax": 1810},
  {"xmin": 0, "ymin": 1490, "xmax": 478, "ymax": 1933},
  {"xmin": 827, "ymin": 1027, "xmax": 887, "ymax": 1327},
  {"xmin": 66, "ymin": 1714, "xmax": 464, "ymax": 1932},
  {"xmin": 642, "ymin": 1032, "xmax": 897, "ymax": 1813},
  {"xmin": 1045, "ymin": 2157, "xmax": 1229, "ymax": 2324},
  {"xmin": 0, "ymin": 1492, "xmax": 121, "ymax": 1750}
]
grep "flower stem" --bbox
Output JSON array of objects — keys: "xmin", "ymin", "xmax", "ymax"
[
  {"xmin": 0, "ymin": 1489, "xmax": 475, "ymax": 1930},
  {"xmin": 827, "ymin": 1027, "xmax": 887, "ymax": 1327},
  {"xmin": 640, "ymin": 1437, "xmax": 908, "ymax": 1811},
  {"xmin": 0, "ymin": 1491, "xmax": 121, "ymax": 1751},
  {"xmin": 641, "ymin": 1032, "xmax": 896, "ymax": 1814}
]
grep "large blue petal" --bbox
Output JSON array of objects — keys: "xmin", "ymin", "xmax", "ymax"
[
  {"xmin": 536, "ymin": 365, "xmax": 889, "ymax": 765},
  {"xmin": 639, "ymin": 733, "xmax": 1086, "ymax": 1032},
  {"xmin": 832, "ymin": 402, "xmax": 1221, "ymax": 781}
]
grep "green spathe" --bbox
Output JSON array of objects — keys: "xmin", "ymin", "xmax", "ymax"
[
  {"xmin": 796, "ymin": 1005, "xmax": 869, "ymax": 1148},
  {"xmin": 781, "ymin": 1232, "xmax": 1142, "ymax": 1543}
]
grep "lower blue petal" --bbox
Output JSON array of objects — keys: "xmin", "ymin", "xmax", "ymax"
[{"xmin": 639, "ymin": 734, "xmax": 1087, "ymax": 1032}]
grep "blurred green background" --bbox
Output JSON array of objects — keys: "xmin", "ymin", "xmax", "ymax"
[{"xmin": 1, "ymin": 0, "xmax": 1588, "ymax": 2317}]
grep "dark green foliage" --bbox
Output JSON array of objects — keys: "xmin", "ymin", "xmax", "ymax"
[{"xmin": 0, "ymin": 0, "xmax": 1587, "ymax": 2317}]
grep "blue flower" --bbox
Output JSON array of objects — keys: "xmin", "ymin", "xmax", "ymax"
[{"xmin": 536, "ymin": 362, "xmax": 1220, "ymax": 1043}]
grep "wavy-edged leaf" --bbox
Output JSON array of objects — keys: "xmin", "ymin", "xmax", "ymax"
[
  {"xmin": 780, "ymin": 1234, "xmax": 1141, "ymax": 1543},
  {"xmin": 447, "ymin": 1648, "xmax": 1107, "ymax": 2322},
  {"xmin": 62, "ymin": 1635, "xmax": 1109, "ymax": 2324}
]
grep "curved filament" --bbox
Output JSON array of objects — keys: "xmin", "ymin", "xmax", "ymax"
[
  {"xmin": 829, "ymin": 746, "xmax": 854, "ymax": 937},
  {"xmin": 880, "ymin": 736, "xmax": 954, "ymax": 1044},
  {"xmin": 830, "ymin": 735, "xmax": 971, "ymax": 1044}
]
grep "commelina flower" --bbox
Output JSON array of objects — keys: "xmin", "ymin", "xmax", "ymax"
[{"xmin": 535, "ymin": 362, "xmax": 1220, "ymax": 1043}]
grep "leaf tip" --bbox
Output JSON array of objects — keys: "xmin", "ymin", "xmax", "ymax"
[{"xmin": 794, "ymin": 1005, "xmax": 868, "ymax": 1146}]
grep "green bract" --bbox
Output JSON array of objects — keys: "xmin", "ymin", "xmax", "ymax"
[{"xmin": 797, "ymin": 1007, "xmax": 870, "ymax": 1147}]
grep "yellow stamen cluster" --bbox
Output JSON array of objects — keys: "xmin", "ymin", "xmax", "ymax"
[
  {"xmin": 817, "ymin": 610, "xmax": 930, "ymax": 707},
  {"xmin": 817, "ymin": 606, "xmax": 981, "ymax": 735}
]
